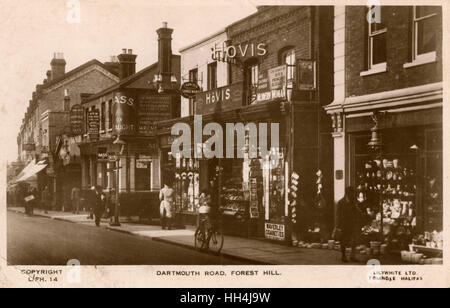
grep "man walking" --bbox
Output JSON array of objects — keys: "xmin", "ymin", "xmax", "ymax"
[
  {"xmin": 159, "ymin": 181, "xmax": 174, "ymax": 230},
  {"xmin": 41, "ymin": 186, "xmax": 51, "ymax": 214},
  {"xmin": 71, "ymin": 186, "xmax": 82, "ymax": 214},
  {"xmin": 93, "ymin": 185, "xmax": 106, "ymax": 227},
  {"xmin": 335, "ymin": 186, "xmax": 360, "ymax": 263}
]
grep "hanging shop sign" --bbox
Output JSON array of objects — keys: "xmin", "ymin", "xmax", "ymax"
[
  {"xmin": 87, "ymin": 109, "xmax": 100, "ymax": 142},
  {"xmin": 70, "ymin": 104, "xmax": 84, "ymax": 135},
  {"xmin": 107, "ymin": 152, "xmax": 117, "ymax": 162},
  {"xmin": 256, "ymin": 65, "xmax": 287, "ymax": 103},
  {"xmin": 264, "ymin": 223, "xmax": 286, "ymax": 241},
  {"xmin": 113, "ymin": 91, "xmax": 137, "ymax": 136},
  {"xmin": 137, "ymin": 94, "xmax": 172, "ymax": 135},
  {"xmin": 195, "ymin": 82, "xmax": 243, "ymax": 115},
  {"xmin": 180, "ymin": 82, "xmax": 201, "ymax": 99},
  {"xmin": 97, "ymin": 147, "xmax": 108, "ymax": 162},
  {"xmin": 297, "ymin": 59, "xmax": 316, "ymax": 90}
]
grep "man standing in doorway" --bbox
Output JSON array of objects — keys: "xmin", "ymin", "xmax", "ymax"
[{"xmin": 93, "ymin": 185, "xmax": 105, "ymax": 227}]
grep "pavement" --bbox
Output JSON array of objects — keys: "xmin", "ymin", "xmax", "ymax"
[{"xmin": 7, "ymin": 207, "xmax": 403, "ymax": 265}]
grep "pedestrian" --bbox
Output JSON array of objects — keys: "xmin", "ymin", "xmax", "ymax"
[
  {"xmin": 71, "ymin": 186, "xmax": 82, "ymax": 214},
  {"xmin": 334, "ymin": 186, "xmax": 360, "ymax": 263},
  {"xmin": 159, "ymin": 181, "xmax": 174, "ymax": 230},
  {"xmin": 93, "ymin": 185, "xmax": 106, "ymax": 227},
  {"xmin": 86, "ymin": 187, "xmax": 96, "ymax": 220},
  {"xmin": 25, "ymin": 187, "xmax": 37, "ymax": 215},
  {"xmin": 107, "ymin": 188, "xmax": 116, "ymax": 222},
  {"xmin": 41, "ymin": 186, "xmax": 51, "ymax": 214}
]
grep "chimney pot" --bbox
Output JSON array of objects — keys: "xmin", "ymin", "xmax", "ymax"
[
  {"xmin": 122, "ymin": 48, "xmax": 127, "ymax": 54},
  {"xmin": 162, "ymin": 22, "xmax": 168, "ymax": 28},
  {"xmin": 128, "ymin": 49, "xmax": 133, "ymax": 54}
]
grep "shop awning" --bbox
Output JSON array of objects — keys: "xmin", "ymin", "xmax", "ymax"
[{"xmin": 14, "ymin": 160, "xmax": 47, "ymax": 183}]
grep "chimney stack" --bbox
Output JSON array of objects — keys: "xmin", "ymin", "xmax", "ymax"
[
  {"xmin": 46, "ymin": 70, "xmax": 52, "ymax": 81},
  {"xmin": 104, "ymin": 55, "xmax": 120, "ymax": 76},
  {"xmin": 157, "ymin": 22, "xmax": 173, "ymax": 84},
  {"xmin": 50, "ymin": 52, "xmax": 66, "ymax": 80},
  {"xmin": 117, "ymin": 49, "xmax": 137, "ymax": 80}
]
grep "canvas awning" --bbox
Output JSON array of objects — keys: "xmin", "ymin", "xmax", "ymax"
[{"xmin": 14, "ymin": 160, "xmax": 47, "ymax": 183}]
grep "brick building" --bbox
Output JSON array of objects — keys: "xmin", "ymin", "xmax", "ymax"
[
  {"xmin": 15, "ymin": 54, "xmax": 120, "ymax": 209},
  {"xmin": 77, "ymin": 23, "xmax": 181, "ymax": 217},
  {"xmin": 325, "ymin": 6, "xmax": 443, "ymax": 246},
  {"xmin": 168, "ymin": 6, "xmax": 334, "ymax": 242}
]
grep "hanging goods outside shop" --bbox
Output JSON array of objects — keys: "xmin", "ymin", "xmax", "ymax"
[{"xmin": 290, "ymin": 171, "xmax": 299, "ymax": 225}]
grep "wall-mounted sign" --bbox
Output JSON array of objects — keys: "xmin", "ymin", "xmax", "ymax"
[
  {"xmin": 195, "ymin": 82, "xmax": 243, "ymax": 115},
  {"xmin": 211, "ymin": 42, "xmax": 268, "ymax": 60},
  {"xmin": 137, "ymin": 95, "xmax": 172, "ymax": 135},
  {"xmin": 87, "ymin": 109, "xmax": 100, "ymax": 142},
  {"xmin": 97, "ymin": 147, "xmax": 108, "ymax": 162},
  {"xmin": 256, "ymin": 65, "xmax": 287, "ymax": 103},
  {"xmin": 70, "ymin": 104, "xmax": 84, "ymax": 135},
  {"xmin": 265, "ymin": 223, "xmax": 286, "ymax": 241},
  {"xmin": 249, "ymin": 178, "xmax": 259, "ymax": 219},
  {"xmin": 108, "ymin": 152, "xmax": 117, "ymax": 162},
  {"xmin": 113, "ymin": 91, "xmax": 136, "ymax": 136},
  {"xmin": 136, "ymin": 161, "xmax": 149, "ymax": 169},
  {"xmin": 297, "ymin": 60, "xmax": 316, "ymax": 90},
  {"xmin": 180, "ymin": 82, "xmax": 201, "ymax": 99}
]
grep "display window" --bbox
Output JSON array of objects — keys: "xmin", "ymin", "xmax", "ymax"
[{"xmin": 350, "ymin": 126, "xmax": 442, "ymax": 250}]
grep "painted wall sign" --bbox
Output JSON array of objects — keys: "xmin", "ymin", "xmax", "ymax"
[
  {"xmin": 211, "ymin": 42, "xmax": 268, "ymax": 60},
  {"xmin": 69, "ymin": 104, "xmax": 84, "ymax": 135},
  {"xmin": 256, "ymin": 65, "xmax": 287, "ymax": 103},
  {"xmin": 265, "ymin": 223, "xmax": 286, "ymax": 241},
  {"xmin": 297, "ymin": 60, "xmax": 316, "ymax": 90},
  {"xmin": 195, "ymin": 82, "xmax": 243, "ymax": 115},
  {"xmin": 87, "ymin": 109, "xmax": 100, "ymax": 141},
  {"xmin": 180, "ymin": 82, "xmax": 201, "ymax": 99},
  {"xmin": 137, "ymin": 95, "xmax": 172, "ymax": 135},
  {"xmin": 113, "ymin": 91, "xmax": 137, "ymax": 136}
]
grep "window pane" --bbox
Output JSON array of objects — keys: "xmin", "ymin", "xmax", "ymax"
[
  {"xmin": 417, "ymin": 17, "xmax": 437, "ymax": 55},
  {"xmin": 369, "ymin": 6, "xmax": 385, "ymax": 32},
  {"xmin": 372, "ymin": 33, "xmax": 386, "ymax": 64},
  {"xmin": 416, "ymin": 6, "xmax": 440, "ymax": 18}
]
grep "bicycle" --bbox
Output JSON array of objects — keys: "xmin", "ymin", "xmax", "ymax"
[{"xmin": 195, "ymin": 215, "xmax": 224, "ymax": 254}]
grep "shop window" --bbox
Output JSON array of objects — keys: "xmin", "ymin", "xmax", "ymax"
[
  {"xmin": 367, "ymin": 6, "xmax": 387, "ymax": 71},
  {"xmin": 207, "ymin": 62, "xmax": 217, "ymax": 91},
  {"xmin": 412, "ymin": 6, "xmax": 439, "ymax": 63},
  {"xmin": 135, "ymin": 156, "xmax": 151, "ymax": 191}
]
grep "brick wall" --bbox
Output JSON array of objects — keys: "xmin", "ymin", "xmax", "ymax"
[
  {"xmin": 345, "ymin": 6, "xmax": 443, "ymax": 97},
  {"xmin": 228, "ymin": 6, "xmax": 312, "ymax": 83}
]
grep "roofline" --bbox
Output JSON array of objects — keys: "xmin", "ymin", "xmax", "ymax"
[
  {"xmin": 41, "ymin": 59, "xmax": 119, "ymax": 90},
  {"xmin": 82, "ymin": 54, "xmax": 180, "ymax": 104},
  {"xmin": 179, "ymin": 28, "xmax": 227, "ymax": 53}
]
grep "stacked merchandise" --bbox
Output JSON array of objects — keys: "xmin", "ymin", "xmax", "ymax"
[
  {"xmin": 356, "ymin": 158, "xmax": 417, "ymax": 250},
  {"xmin": 220, "ymin": 160, "xmax": 248, "ymax": 225},
  {"xmin": 401, "ymin": 231, "xmax": 443, "ymax": 264},
  {"xmin": 174, "ymin": 158, "xmax": 200, "ymax": 213}
]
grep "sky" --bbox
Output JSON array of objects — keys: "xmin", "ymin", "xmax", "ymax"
[{"xmin": 0, "ymin": 0, "xmax": 259, "ymax": 162}]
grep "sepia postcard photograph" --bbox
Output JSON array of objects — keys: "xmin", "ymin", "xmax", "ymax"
[{"xmin": 0, "ymin": 0, "xmax": 449, "ymax": 290}]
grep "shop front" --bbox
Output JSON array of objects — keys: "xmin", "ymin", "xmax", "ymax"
[
  {"xmin": 326, "ymin": 87, "xmax": 443, "ymax": 258},
  {"xmin": 160, "ymin": 80, "xmax": 294, "ymax": 242}
]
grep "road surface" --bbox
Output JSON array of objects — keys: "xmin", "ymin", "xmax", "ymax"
[{"xmin": 7, "ymin": 211, "xmax": 252, "ymax": 265}]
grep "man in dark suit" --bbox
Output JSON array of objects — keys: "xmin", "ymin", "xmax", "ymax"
[
  {"xmin": 335, "ymin": 186, "xmax": 360, "ymax": 263},
  {"xmin": 93, "ymin": 185, "xmax": 106, "ymax": 227}
]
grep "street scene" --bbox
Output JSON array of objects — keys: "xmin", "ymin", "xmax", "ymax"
[{"xmin": 4, "ymin": 3, "xmax": 444, "ymax": 266}]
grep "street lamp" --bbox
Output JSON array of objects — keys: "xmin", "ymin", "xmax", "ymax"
[{"xmin": 110, "ymin": 135, "xmax": 126, "ymax": 227}]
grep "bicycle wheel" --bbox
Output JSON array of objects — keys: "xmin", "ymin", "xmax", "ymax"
[
  {"xmin": 208, "ymin": 230, "xmax": 224, "ymax": 254},
  {"xmin": 194, "ymin": 228, "xmax": 207, "ymax": 251}
]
